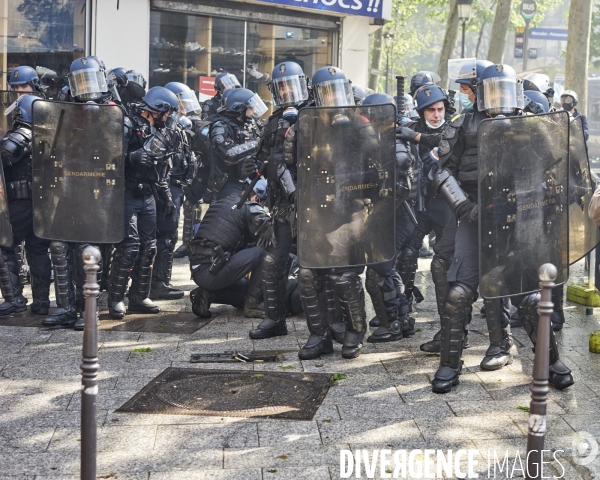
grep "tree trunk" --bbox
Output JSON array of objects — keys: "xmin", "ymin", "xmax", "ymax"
[
  {"xmin": 487, "ymin": 0, "xmax": 514, "ymax": 63},
  {"xmin": 565, "ymin": 0, "xmax": 594, "ymax": 115},
  {"xmin": 437, "ymin": 0, "xmax": 459, "ymax": 89},
  {"xmin": 369, "ymin": 28, "xmax": 383, "ymax": 91},
  {"xmin": 475, "ymin": 21, "xmax": 487, "ymax": 58}
]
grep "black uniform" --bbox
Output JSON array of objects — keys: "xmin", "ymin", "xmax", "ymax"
[
  {"xmin": 189, "ymin": 193, "xmax": 269, "ymax": 316},
  {"xmin": 107, "ymin": 111, "xmax": 172, "ymax": 317},
  {"xmin": 0, "ymin": 122, "xmax": 51, "ymax": 314},
  {"xmin": 201, "ymin": 95, "xmax": 221, "ymax": 121},
  {"xmin": 248, "ymin": 108, "xmax": 298, "ymax": 339}
]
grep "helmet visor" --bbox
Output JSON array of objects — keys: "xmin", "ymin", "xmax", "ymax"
[
  {"xmin": 246, "ymin": 93, "xmax": 268, "ymax": 119},
  {"xmin": 126, "ymin": 71, "xmax": 146, "ymax": 88},
  {"xmin": 269, "ymin": 75, "xmax": 309, "ymax": 106},
  {"xmin": 177, "ymin": 89, "xmax": 202, "ymax": 115},
  {"xmin": 216, "ymin": 73, "xmax": 241, "ymax": 92},
  {"xmin": 314, "ymin": 79, "xmax": 353, "ymax": 107},
  {"xmin": 68, "ymin": 68, "xmax": 107, "ymax": 99},
  {"xmin": 448, "ymin": 58, "xmax": 477, "ymax": 81},
  {"xmin": 477, "ymin": 78, "xmax": 524, "ymax": 115}
]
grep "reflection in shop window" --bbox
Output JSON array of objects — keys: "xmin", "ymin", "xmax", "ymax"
[
  {"xmin": 150, "ymin": 10, "xmax": 335, "ymax": 114},
  {"xmin": 3, "ymin": 0, "xmax": 85, "ymax": 97}
]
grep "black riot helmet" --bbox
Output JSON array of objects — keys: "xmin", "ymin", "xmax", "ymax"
[
  {"xmin": 106, "ymin": 67, "xmax": 127, "ymax": 84},
  {"xmin": 477, "ymin": 64, "xmax": 524, "ymax": 115},
  {"xmin": 362, "ymin": 92, "xmax": 397, "ymax": 118},
  {"xmin": 8, "ymin": 66, "xmax": 41, "ymax": 92},
  {"xmin": 409, "ymin": 71, "xmax": 441, "ymax": 97},
  {"xmin": 214, "ymin": 72, "xmax": 241, "ymax": 94},
  {"xmin": 140, "ymin": 86, "xmax": 179, "ymax": 114},
  {"xmin": 225, "ymin": 88, "xmax": 268, "ymax": 119},
  {"xmin": 311, "ymin": 66, "xmax": 353, "ymax": 107},
  {"xmin": 164, "ymin": 82, "xmax": 202, "ymax": 115},
  {"xmin": 352, "ymin": 85, "xmax": 374, "ymax": 105},
  {"xmin": 12, "ymin": 94, "xmax": 38, "ymax": 126},
  {"xmin": 126, "ymin": 70, "xmax": 147, "ymax": 89},
  {"xmin": 268, "ymin": 62, "xmax": 309, "ymax": 108},
  {"xmin": 523, "ymin": 89, "xmax": 551, "ymax": 114},
  {"xmin": 67, "ymin": 56, "xmax": 108, "ymax": 101}
]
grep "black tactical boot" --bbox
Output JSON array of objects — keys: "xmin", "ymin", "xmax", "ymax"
[
  {"xmin": 298, "ymin": 269, "xmax": 334, "ymax": 360},
  {"xmin": 367, "ymin": 307, "xmax": 404, "ymax": 343},
  {"xmin": 128, "ymin": 241, "xmax": 160, "ymax": 314},
  {"xmin": 190, "ymin": 287, "xmax": 212, "ymax": 318},
  {"xmin": 150, "ymin": 249, "xmax": 184, "ymax": 300},
  {"xmin": 432, "ymin": 283, "xmax": 475, "ymax": 393},
  {"xmin": 324, "ymin": 276, "xmax": 345, "ymax": 344},
  {"xmin": 551, "ymin": 285, "xmax": 565, "ymax": 332},
  {"xmin": 73, "ymin": 307, "xmax": 99, "ymax": 331},
  {"xmin": 43, "ymin": 242, "xmax": 77, "ymax": 328},
  {"xmin": 480, "ymin": 299, "xmax": 513, "ymax": 371},
  {"xmin": 519, "ymin": 293, "xmax": 574, "ymax": 390},
  {"xmin": 0, "ymin": 295, "xmax": 28, "ymax": 316},
  {"xmin": 243, "ymin": 268, "xmax": 264, "ymax": 318},
  {"xmin": 249, "ymin": 254, "xmax": 288, "ymax": 339},
  {"xmin": 42, "ymin": 306, "xmax": 78, "ymax": 328},
  {"xmin": 0, "ymin": 252, "xmax": 27, "ymax": 316},
  {"xmin": 107, "ymin": 245, "xmax": 137, "ymax": 320},
  {"xmin": 30, "ymin": 299, "xmax": 50, "ymax": 315}
]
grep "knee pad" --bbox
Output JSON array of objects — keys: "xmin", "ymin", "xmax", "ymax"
[
  {"xmin": 120, "ymin": 243, "xmax": 140, "ymax": 266},
  {"xmin": 431, "ymin": 256, "xmax": 450, "ymax": 285},
  {"xmin": 262, "ymin": 252, "xmax": 286, "ymax": 278},
  {"xmin": 519, "ymin": 292, "xmax": 540, "ymax": 328},
  {"xmin": 298, "ymin": 268, "xmax": 320, "ymax": 296},
  {"xmin": 331, "ymin": 271, "xmax": 361, "ymax": 301},
  {"xmin": 365, "ymin": 268, "xmax": 384, "ymax": 296},
  {"xmin": 444, "ymin": 283, "xmax": 476, "ymax": 316},
  {"xmin": 50, "ymin": 241, "xmax": 68, "ymax": 258},
  {"xmin": 140, "ymin": 239, "xmax": 157, "ymax": 257},
  {"xmin": 397, "ymin": 246, "xmax": 419, "ymax": 271}
]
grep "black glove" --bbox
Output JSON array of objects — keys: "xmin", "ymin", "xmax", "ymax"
[
  {"xmin": 395, "ymin": 126, "xmax": 419, "ymax": 143},
  {"xmin": 163, "ymin": 199, "xmax": 176, "ymax": 217},
  {"xmin": 256, "ymin": 218, "xmax": 277, "ymax": 249},
  {"xmin": 129, "ymin": 149, "xmax": 153, "ymax": 168},
  {"xmin": 457, "ymin": 201, "xmax": 478, "ymax": 222},
  {"xmin": 242, "ymin": 156, "xmax": 257, "ymax": 178},
  {"xmin": 115, "ymin": 74, "xmax": 128, "ymax": 87},
  {"xmin": 289, "ymin": 191, "xmax": 297, "ymax": 205}
]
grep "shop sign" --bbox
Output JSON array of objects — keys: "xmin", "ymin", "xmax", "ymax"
[{"xmin": 252, "ymin": 0, "xmax": 388, "ymax": 19}]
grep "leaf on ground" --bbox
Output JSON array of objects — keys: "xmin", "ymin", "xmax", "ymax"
[
  {"xmin": 133, "ymin": 347, "xmax": 152, "ymax": 353},
  {"xmin": 322, "ymin": 419, "xmax": 331, "ymax": 423},
  {"xmin": 277, "ymin": 455, "xmax": 288, "ymax": 459},
  {"xmin": 279, "ymin": 365, "xmax": 295, "ymax": 370},
  {"xmin": 517, "ymin": 406, "xmax": 530, "ymax": 413},
  {"xmin": 266, "ymin": 469, "xmax": 278, "ymax": 473},
  {"xmin": 415, "ymin": 328, "xmax": 422, "ymax": 333},
  {"xmin": 331, "ymin": 373, "xmax": 347, "ymax": 381},
  {"xmin": 425, "ymin": 353, "xmax": 437, "ymax": 357},
  {"xmin": 315, "ymin": 364, "xmax": 324, "ymax": 367},
  {"xmin": 253, "ymin": 374, "xmax": 264, "ymax": 378},
  {"xmin": 386, "ymin": 469, "xmax": 393, "ymax": 474}
]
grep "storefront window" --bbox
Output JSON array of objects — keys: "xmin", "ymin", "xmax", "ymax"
[
  {"xmin": 149, "ymin": 10, "xmax": 336, "ymax": 113},
  {"xmin": 2, "ymin": 0, "xmax": 86, "ymax": 96}
]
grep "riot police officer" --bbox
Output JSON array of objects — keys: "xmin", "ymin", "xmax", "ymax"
[
  {"xmin": 361, "ymin": 93, "xmax": 415, "ymax": 344},
  {"xmin": 522, "ymin": 73, "xmax": 555, "ymax": 111},
  {"xmin": 206, "ymin": 88, "xmax": 267, "ymax": 202},
  {"xmin": 189, "ymin": 179, "xmax": 271, "ymax": 317},
  {"xmin": 431, "ymin": 64, "xmax": 573, "ymax": 392},
  {"xmin": 150, "ymin": 82, "xmax": 201, "ymax": 300},
  {"xmin": 409, "ymin": 71, "xmax": 439, "ymax": 97},
  {"xmin": 202, "ymin": 72, "xmax": 241, "ymax": 120},
  {"xmin": 42, "ymin": 56, "xmax": 114, "ymax": 329},
  {"xmin": 352, "ymin": 85, "xmax": 373, "ymax": 105},
  {"xmin": 106, "ymin": 86, "xmax": 179, "ymax": 319},
  {"xmin": 106, "ymin": 67, "xmax": 147, "ymax": 113},
  {"xmin": 8, "ymin": 66, "xmax": 44, "ymax": 95},
  {"xmin": 247, "ymin": 61, "xmax": 310, "ymax": 340},
  {"xmin": 0, "ymin": 95, "xmax": 51, "ymax": 316}
]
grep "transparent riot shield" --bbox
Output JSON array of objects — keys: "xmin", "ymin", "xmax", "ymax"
[
  {"xmin": 32, "ymin": 100, "xmax": 125, "ymax": 243},
  {"xmin": 478, "ymin": 111, "xmax": 570, "ymax": 299},
  {"xmin": 296, "ymin": 104, "xmax": 396, "ymax": 269},
  {"xmin": 0, "ymin": 167, "xmax": 12, "ymax": 248},
  {"xmin": 0, "ymin": 90, "xmax": 19, "ymax": 138},
  {"xmin": 569, "ymin": 115, "xmax": 599, "ymax": 264}
]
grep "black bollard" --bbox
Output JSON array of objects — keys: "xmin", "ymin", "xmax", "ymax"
[
  {"xmin": 80, "ymin": 246, "xmax": 101, "ymax": 480},
  {"xmin": 526, "ymin": 263, "xmax": 556, "ymax": 479}
]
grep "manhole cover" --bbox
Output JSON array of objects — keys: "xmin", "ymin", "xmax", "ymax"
[
  {"xmin": 116, "ymin": 367, "xmax": 332, "ymax": 420},
  {"xmin": 99, "ymin": 311, "xmax": 212, "ymax": 334}
]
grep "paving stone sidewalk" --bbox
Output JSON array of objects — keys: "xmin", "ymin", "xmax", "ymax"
[{"xmin": 0, "ymin": 253, "xmax": 599, "ymax": 479}]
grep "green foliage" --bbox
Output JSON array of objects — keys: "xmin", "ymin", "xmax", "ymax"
[
  {"xmin": 278, "ymin": 365, "xmax": 295, "ymax": 370},
  {"xmin": 517, "ymin": 406, "xmax": 530, "ymax": 413},
  {"xmin": 591, "ymin": 4, "xmax": 600, "ymax": 68},
  {"xmin": 133, "ymin": 347, "xmax": 152, "ymax": 353},
  {"xmin": 331, "ymin": 373, "xmax": 347, "ymax": 381}
]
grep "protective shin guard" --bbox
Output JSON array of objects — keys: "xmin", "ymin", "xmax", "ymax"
[
  {"xmin": 0, "ymin": 253, "xmax": 27, "ymax": 315},
  {"xmin": 27, "ymin": 253, "xmax": 51, "ymax": 305},
  {"xmin": 432, "ymin": 283, "xmax": 475, "ymax": 393},
  {"xmin": 150, "ymin": 242, "xmax": 184, "ymax": 300},
  {"xmin": 298, "ymin": 269, "xmax": 333, "ymax": 360},
  {"xmin": 365, "ymin": 268, "xmax": 390, "ymax": 328},
  {"xmin": 250, "ymin": 253, "xmax": 288, "ymax": 339},
  {"xmin": 397, "ymin": 233, "xmax": 423, "ymax": 306},
  {"xmin": 324, "ymin": 276, "xmax": 345, "ymax": 343},
  {"xmin": 0, "ymin": 253, "xmax": 15, "ymax": 303},
  {"xmin": 43, "ymin": 242, "xmax": 77, "ymax": 326},
  {"xmin": 173, "ymin": 201, "xmax": 193, "ymax": 258},
  {"xmin": 480, "ymin": 298, "xmax": 513, "ymax": 371},
  {"xmin": 128, "ymin": 240, "xmax": 160, "ymax": 313},
  {"xmin": 331, "ymin": 271, "xmax": 367, "ymax": 359},
  {"xmin": 107, "ymin": 244, "xmax": 139, "ymax": 319},
  {"xmin": 519, "ymin": 293, "xmax": 574, "ymax": 390},
  {"xmin": 243, "ymin": 267, "xmax": 264, "ymax": 318},
  {"xmin": 421, "ymin": 256, "xmax": 451, "ymax": 352},
  {"xmin": 551, "ymin": 285, "xmax": 565, "ymax": 332}
]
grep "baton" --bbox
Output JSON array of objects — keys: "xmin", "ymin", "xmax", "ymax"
[
  {"xmin": 237, "ymin": 161, "xmax": 267, "ymax": 209},
  {"xmin": 403, "ymin": 200, "xmax": 419, "ymax": 227},
  {"xmin": 396, "ymin": 75, "xmax": 406, "ymax": 122}
]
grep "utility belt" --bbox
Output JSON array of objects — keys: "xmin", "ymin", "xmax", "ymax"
[
  {"xmin": 6, "ymin": 179, "xmax": 31, "ymax": 200},
  {"xmin": 125, "ymin": 180, "xmax": 153, "ymax": 197},
  {"xmin": 190, "ymin": 241, "xmax": 231, "ymax": 275}
]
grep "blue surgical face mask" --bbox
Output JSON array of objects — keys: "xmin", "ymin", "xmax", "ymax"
[
  {"xmin": 458, "ymin": 92, "xmax": 474, "ymax": 110},
  {"xmin": 425, "ymin": 118, "xmax": 445, "ymax": 130}
]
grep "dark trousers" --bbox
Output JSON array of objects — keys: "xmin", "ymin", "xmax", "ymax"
[
  {"xmin": 121, "ymin": 189, "xmax": 157, "ymax": 247},
  {"xmin": 4, "ymin": 201, "xmax": 51, "ymax": 299},
  {"xmin": 156, "ymin": 184, "xmax": 184, "ymax": 252},
  {"xmin": 414, "ymin": 196, "xmax": 453, "ymax": 244},
  {"xmin": 446, "ymin": 218, "xmax": 479, "ymax": 293},
  {"xmin": 192, "ymin": 246, "xmax": 263, "ymax": 291}
]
